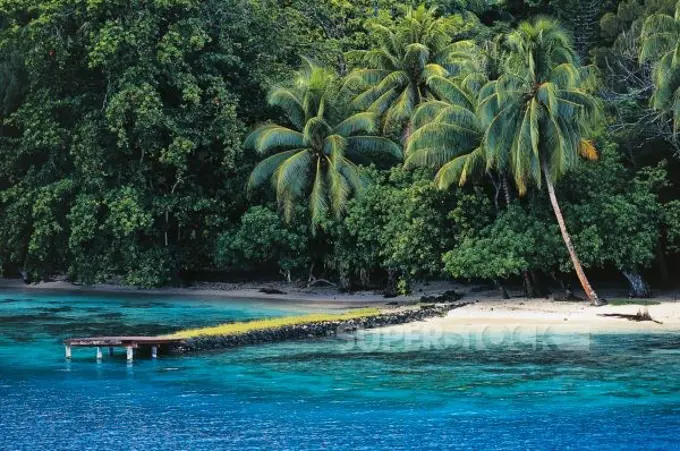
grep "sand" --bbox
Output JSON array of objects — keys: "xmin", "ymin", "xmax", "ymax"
[{"xmin": 383, "ymin": 298, "xmax": 680, "ymax": 335}]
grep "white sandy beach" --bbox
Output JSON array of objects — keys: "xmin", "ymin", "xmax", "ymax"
[{"xmin": 384, "ymin": 298, "xmax": 680, "ymax": 335}]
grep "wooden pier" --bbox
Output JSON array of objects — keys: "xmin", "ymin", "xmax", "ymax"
[{"xmin": 63, "ymin": 336, "xmax": 182, "ymax": 362}]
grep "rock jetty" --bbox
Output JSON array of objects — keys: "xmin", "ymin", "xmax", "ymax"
[{"xmin": 171, "ymin": 302, "xmax": 467, "ymax": 354}]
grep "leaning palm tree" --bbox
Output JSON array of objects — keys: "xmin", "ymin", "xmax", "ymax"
[
  {"xmin": 482, "ymin": 18, "xmax": 603, "ymax": 305},
  {"xmin": 345, "ymin": 5, "xmax": 476, "ymax": 136},
  {"xmin": 639, "ymin": 1, "xmax": 680, "ymax": 130},
  {"xmin": 245, "ymin": 59, "xmax": 402, "ymax": 225}
]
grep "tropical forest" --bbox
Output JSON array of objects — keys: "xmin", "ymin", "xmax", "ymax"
[
  {"xmin": 7, "ymin": 2, "xmax": 680, "ymax": 450},
  {"xmin": 2, "ymin": 0, "xmax": 680, "ymax": 302}
]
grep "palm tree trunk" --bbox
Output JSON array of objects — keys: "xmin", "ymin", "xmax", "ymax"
[
  {"xmin": 501, "ymin": 173, "xmax": 512, "ymax": 206},
  {"xmin": 543, "ymin": 163, "xmax": 603, "ymax": 306}
]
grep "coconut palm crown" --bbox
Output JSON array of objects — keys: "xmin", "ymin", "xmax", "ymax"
[
  {"xmin": 345, "ymin": 5, "xmax": 476, "ymax": 136},
  {"xmin": 482, "ymin": 18, "xmax": 599, "ymax": 194},
  {"xmin": 245, "ymin": 59, "xmax": 402, "ymax": 224},
  {"xmin": 403, "ymin": 76, "xmax": 487, "ymax": 189},
  {"xmin": 640, "ymin": 1, "xmax": 680, "ymax": 130}
]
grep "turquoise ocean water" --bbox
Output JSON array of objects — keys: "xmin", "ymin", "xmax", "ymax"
[{"xmin": 2, "ymin": 290, "xmax": 680, "ymax": 450}]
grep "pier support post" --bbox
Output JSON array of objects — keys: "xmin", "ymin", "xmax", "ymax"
[
  {"xmin": 96, "ymin": 347, "xmax": 103, "ymax": 361},
  {"xmin": 126, "ymin": 346, "xmax": 134, "ymax": 362},
  {"xmin": 108, "ymin": 347, "xmax": 114, "ymax": 356},
  {"xmin": 65, "ymin": 345, "xmax": 72, "ymax": 360},
  {"xmin": 151, "ymin": 346, "xmax": 158, "ymax": 359}
]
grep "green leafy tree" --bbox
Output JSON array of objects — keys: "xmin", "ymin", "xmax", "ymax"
[
  {"xmin": 215, "ymin": 206, "xmax": 311, "ymax": 282},
  {"xmin": 245, "ymin": 59, "xmax": 401, "ymax": 225},
  {"xmin": 443, "ymin": 205, "xmax": 562, "ymax": 296},
  {"xmin": 0, "ymin": 0, "xmax": 300, "ymax": 285},
  {"xmin": 558, "ymin": 145, "xmax": 667, "ymax": 298},
  {"xmin": 331, "ymin": 167, "xmax": 459, "ymax": 293}
]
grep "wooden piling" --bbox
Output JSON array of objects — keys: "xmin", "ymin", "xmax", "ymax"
[{"xmin": 62, "ymin": 336, "xmax": 181, "ymax": 363}]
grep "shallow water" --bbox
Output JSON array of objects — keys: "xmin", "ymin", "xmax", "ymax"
[{"xmin": 2, "ymin": 291, "xmax": 680, "ymax": 450}]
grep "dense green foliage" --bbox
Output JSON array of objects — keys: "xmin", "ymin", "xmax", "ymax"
[{"xmin": 2, "ymin": 0, "xmax": 680, "ymax": 299}]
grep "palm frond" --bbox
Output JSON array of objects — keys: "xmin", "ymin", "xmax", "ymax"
[
  {"xmin": 244, "ymin": 124, "xmax": 305, "ymax": 154},
  {"xmin": 434, "ymin": 147, "xmax": 485, "ymax": 189},
  {"xmin": 549, "ymin": 63, "xmax": 580, "ymax": 89},
  {"xmin": 383, "ymin": 85, "xmax": 417, "ymax": 131},
  {"xmin": 267, "ymin": 87, "xmax": 305, "ymax": 129},
  {"xmin": 326, "ymin": 136, "xmax": 351, "ymax": 219},
  {"xmin": 426, "ymin": 76, "xmax": 474, "ymax": 109},
  {"xmin": 411, "ymin": 100, "xmax": 451, "ymax": 130},
  {"xmin": 273, "ymin": 149, "xmax": 313, "ymax": 222},
  {"xmin": 367, "ymin": 87, "xmax": 400, "ymax": 115},
  {"xmin": 433, "ymin": 40, "xmax": 478, "ymax": 64},
  {"xmin": 310, "ymin": 158, "xmax": 329, "ymax": 223},
  {"xmin": 404, "ymin": 146, "xmax": 463, "ymax": 170},
  {"xmin": 346, "ymin": 136, "xmax": 403, "ymax": 162},
  {"xmin": 407, "ymin": 122, "xmax": 481, "ymax": 156},
  {"xmin": 640, "ymin": 14, "xmax": 680, "ymax": 61},
  {"xmin": 333, "ymin": 112, "xmax": 378, "ymax": 137},
  {"xmin": 247, "ymin": 149, "xmax": 306, "ymax": 193},
  {"xmin": 536, "ymin": 82, "xmax": 559, "ymax": 116},
  {"xmin": 345, "ymin": 69, "xmax": 393, "ymax": 86},
  {"xmin": 422, "ymin": 63, "xmax": 448, "ymax": 80}
]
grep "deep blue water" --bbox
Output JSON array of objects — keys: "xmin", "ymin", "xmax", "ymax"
[{"xmin": 2, "ymin": 291, "xmax": 680, "ymax": 450}]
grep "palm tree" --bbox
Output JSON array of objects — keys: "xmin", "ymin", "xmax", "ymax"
[
  {"xmin": 405, "ymin": 53, "xmax": 541, "ymax": 298},
  {"xmin": 639, "ymin": 2, "xmax": 680, "ymax": 130},
  {"xmin": 404, "ymin": 76, "xmax": 487, "ymax": 189},
  {"xmin": 345, "ymin": 5, "xmax": 476, "ymax": 137},
  {"xmin": 404, "ymin": 35, "xmax": 507, "ymax": 190},
  {"xmin": 482, "ymin": 18, "xmax": 603, "ymax": 305},
  {"xmin": 245, "ymin": 59, "xmax": 402, "ymax": 225}
]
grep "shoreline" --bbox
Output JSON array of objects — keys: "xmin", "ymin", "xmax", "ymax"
[
  {"xmin": 3, "ymin": 278, "xmax": 680, "ymax": 334},
  {"xmin": 0, "ymin": 278, "xmax": 409, "ymax": 307}
]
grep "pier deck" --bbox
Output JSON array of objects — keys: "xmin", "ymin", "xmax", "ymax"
[{"xmin": 63, "ymin": 336, "xmax": 182, "ymax": 361}]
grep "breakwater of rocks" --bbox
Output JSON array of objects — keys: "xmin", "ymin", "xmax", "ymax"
[{"xmin": 170, "ymin": 302, "xmax": 468, "ymax": 354}]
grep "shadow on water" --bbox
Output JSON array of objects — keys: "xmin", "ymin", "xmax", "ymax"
[
  {"xmin": 119, "ymin": 301, "xmax": 174, "ymax": 309},
  {"xmin": 0, "ymin": 298, "xmax": 31, "ymax": 304},
  {"xmin": 38, "ymin": 306, "xmax": 74, "ymax": 313}
]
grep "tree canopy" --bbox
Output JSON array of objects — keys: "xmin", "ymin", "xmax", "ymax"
[{"xmin": 1, "ymin": 0, "xmax": 679, "ymax": 301}]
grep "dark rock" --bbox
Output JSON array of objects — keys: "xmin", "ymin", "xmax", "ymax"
[
  {"xmin": 259, "ymin": 288, "xmax": 287, "ymax": 295},
  {"xmin": 420, "ymin": 290, "xmax": 463, "ymax": 304}
]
